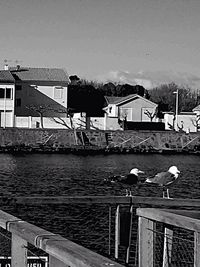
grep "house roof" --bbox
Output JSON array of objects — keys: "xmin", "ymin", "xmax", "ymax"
[
  {"xmin": 193, "ymin": 105, "xmax": 200, "ymax": 111},
  {"xmin": 105, "ymin": 94, "xmax": 138, "ymax": 105},
  {"xmin": 0, "ymin": 70, "xmax": 15, "ymax": 83},
  {"xmin": 10, "ymin": 67, "xmax": 69, "ymax": 82},
  {"xmin": 105, "ymin": 94, "xmax": 157, "ymax": 106}
]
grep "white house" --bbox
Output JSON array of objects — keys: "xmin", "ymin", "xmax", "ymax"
[
  {"xmin": 103, "ymin": 94, "xmax": 158, "ymax": 130},
  {"xmin": 0, "ymin": 66, "xmax": 70, "ymax": 128},
  {"xmin": 0, "ymin": 70, "xmax": 15, "ymax": 127}
]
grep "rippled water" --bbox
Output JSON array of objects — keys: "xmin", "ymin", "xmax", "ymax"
[
  {"xmin": 0, "ymin": 153, "xmax": 199, "ymax": 199},
  {"xmin": 0, "ymin": 153, "xmax": 199, "ymax": 259}
]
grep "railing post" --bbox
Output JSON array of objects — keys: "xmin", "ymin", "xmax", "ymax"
[
  {"xmin": 49, "ymin": 255, "xmax": 69, "ymax": 267},
  {"xmin": 115, "ymin": 205, "xmax": 120, "ymax": 259},
  {"xmin": 162, "ymin": 226, "xmax": 173, "ymax": 267},
  {"xmin": 194, "ymin": 232, "xmax": 200, "ymax": 267},
  {"xmin": 11, "ymin": 233, "xmax": 27, "ymax": 267},
  {"xmin": 138, "ymin": 216, "xmax": 155, "ymax": 267}
]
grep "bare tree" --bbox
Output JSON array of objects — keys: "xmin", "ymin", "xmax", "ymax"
[
  {"xmin": 26, "ymin": 104, "xmax": 51, "ymax": 128},
  {"xmin": 144, "ymin": 108, "xmax": 157, "ymax": 122},
  {"xmin": 191, "ymin": 115, "xmax": 200, "ymax": 132},
  {"xmin": 49, "ymin": 107, "xmax": 75, "ymax": 129},
  {"xmin": 167, "ymin": 113, "xmax": 176, "ymax": 131}
]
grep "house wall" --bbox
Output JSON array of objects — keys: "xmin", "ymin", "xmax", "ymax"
[
  {"xmin": 106, "ymin": 104, "xmax": 117, "ymax": 117},
  {"xmin": 15, "ymin": 81, "xmax": 68, "ymax": 117},
  {"xmin": 119, "ymin": 98, "xmax": 157, "ymax": 122},
  {"xmin": 0, "ymin": 83, "xmax": 15, "ymax": 127}
]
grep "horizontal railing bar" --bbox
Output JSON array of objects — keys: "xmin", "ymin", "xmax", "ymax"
[
  {"xmin": 0, "ymin": 209, "xmax": 123, "ymax": 267},
  {"xmin": 9, "ymin": 196, "xmax": 200, "ymax": 207},
  {"xmin": 137, "ymin": 208, "xmax": 200, "ymax": 232}
]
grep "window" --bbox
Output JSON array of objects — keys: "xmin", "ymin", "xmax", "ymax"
[
  {"xmin": 0, "ymin": 88, "xmax": 13, "ymax": 99},
  {"xmin": 54, "ymin": 86, "xmax": 63, "ymax": 99},
  {"xmin": 6, "ymin": 88, "xmax": 12, "ymax": 99},
  {"xmin": 16, "ymin": 85, "xmax": 22, "ymax": 90},
  {"xmin": 15, "ymin": 98, "xmax": 21, "ymax": 107},
  {"xmin": 120, "ymin": 107, "xmax": 132, "ymax": 121},
  {"xmin": 0, "ymin": 88, "xmax": 4, "ymax": 98}
]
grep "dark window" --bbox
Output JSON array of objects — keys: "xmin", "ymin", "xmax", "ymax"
[
  {"xmin": 16, "ymin": 85, "xmax": 22, "ymax": 90},
  {"xmin": 15, "ymin": 98, "xmax": 21, "ymax": 107},
  {"xmin": 0, "ymin": 88, "xmax": 12, "ymax": 99},
  {"xmin": 6, "ymin": 88, "xmax": 12, "ymax": 99},
  {"xmin": 0, "ymin": 88, "xmax": 4, "ymax": 98}
]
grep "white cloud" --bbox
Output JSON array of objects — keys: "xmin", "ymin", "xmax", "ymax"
[{"xmin": 96, "ymin": 70, "xmax": 200, "ymax": 90}]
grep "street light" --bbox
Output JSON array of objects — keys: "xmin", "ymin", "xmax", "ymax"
[{"xmin": 173, "ymin": 89, "xmax": 179, "ymax": 131}]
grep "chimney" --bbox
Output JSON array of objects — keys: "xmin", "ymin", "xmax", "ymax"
[{"xmin": 4, "ymin": 64, "xmax": 9, "ymax": 70}]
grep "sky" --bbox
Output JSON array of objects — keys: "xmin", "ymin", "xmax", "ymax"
[{"xmin": 1, "ymin": 0, "xmax": 200, "ymax": 88}]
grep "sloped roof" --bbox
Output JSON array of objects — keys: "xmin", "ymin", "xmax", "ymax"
[
  {"xmin": 10, "ymin": 67, "xmax": 69, "ymax": 82},
  {"xmin": 0, "ymin": 70, "xmax": 15, "ymax": 83},
  {"xmin": 193, "ymin": 105, "xmax": 200, "ymax": 111},
  {"xmin": 105, "ymin": 94, "xmax": 138, "ymax": 105}
]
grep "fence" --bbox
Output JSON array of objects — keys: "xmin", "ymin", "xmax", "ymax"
[
  {"xmin": 137, "ymin": 208, "xmax": 200, "ymax": 267},
  {"xmin": 3, "ymin": 196, "xmax": 200, "ymax": 267},
  {"xmin": 0, "ymin": 207, "xmax": 123, "ymax": 267}
]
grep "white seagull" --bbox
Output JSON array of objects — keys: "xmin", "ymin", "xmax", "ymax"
[{"xmin": 145, "ymin": 166, "xmax": 180, "ymax": 198}]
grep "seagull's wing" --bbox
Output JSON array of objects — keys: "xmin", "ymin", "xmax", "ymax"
[{"xmin": 149, "ymin": 172, "xmax": 175, "ymax": 186}]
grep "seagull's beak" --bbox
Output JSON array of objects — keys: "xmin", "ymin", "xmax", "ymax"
[
  {"xmin": 177, "ymin": 170, "xmax": 180, "ymax": 173},
  {"xmin": 138, "ymin": 170, "xmax": 145, "ymax": 174}
]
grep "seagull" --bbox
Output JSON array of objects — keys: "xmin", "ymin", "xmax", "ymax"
[
  {"xmin": 104, "ymin": 168, "xmax": 145, "ymax": 196},
  {"xmin": 145, "ymin": 166, "xmax": 180, "ymax": 198}
]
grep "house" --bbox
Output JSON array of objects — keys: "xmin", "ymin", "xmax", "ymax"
[
  {"xmin": 103, "ymin": 94, "xmax": 158, "ymax": 130},
  {"xmin": 0, "ymin": 70, "xmax": 15, "ymax": 127},
  {"xmin": 0, "ymin": 66, "xmax": 69, "ymax": 128},
  {"xmin": 193, "ymin": 105, "xmax": 200, "ymax": 116}
]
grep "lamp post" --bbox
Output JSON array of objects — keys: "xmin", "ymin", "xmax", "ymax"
[{"xmin": 174, "ymin": 89, "xmax": 179, "ymax": 131}]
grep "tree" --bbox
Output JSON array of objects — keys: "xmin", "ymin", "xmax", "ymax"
[
  {"xmin": 26, "ymin": 104, "xmax": 51, "ymax": 128},
  {"xmin": 149, "ymin": 83, "xmax": 198, "ymax": 113},
  {"xmin": 144, "ymin": 108, "xmax": 157, "ymax": 122},
  {"xmin": 68, "ymin": 84, "xmax": 105, "ymax": 116},
  {"xmin": 191, "ymin": 115, "xmax": 200, "ymax": 132}
]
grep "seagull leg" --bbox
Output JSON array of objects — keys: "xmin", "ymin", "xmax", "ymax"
[
  {"xmin": 129, "ymin": 186, "xmax": 132, "ymax": 197},
  {"xmin": 162, "ymin": 188, "xmax": 166, "ymax": 198},
  {"xmin": 167, "ymin": 189, "xmax": 172, "ymax": 199},
  {"xmin": 125, "ymin": 189, "xmax": 129, "ymax": 197}
]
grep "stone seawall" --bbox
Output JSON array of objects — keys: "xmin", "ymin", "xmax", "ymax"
[{"xmin": 0, "ymin": 128, "xmax": 199, "ymax": 154}]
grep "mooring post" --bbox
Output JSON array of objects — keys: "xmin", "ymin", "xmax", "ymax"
[
  {"xmin": 11, "ymin": 233, "xmax": 27, "ymax": 267},
  {"xmin": 115, "ymin": 205, "xmax": 120, "ymax": 259},
  {"xmin": 138, "ymin": 216, "xmax": 155, "ymax": 267}
]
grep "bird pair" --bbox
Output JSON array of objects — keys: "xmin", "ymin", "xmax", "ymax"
[{"xmin": 105, "ymin": 166, "xmax": 180, "ymax": 198}]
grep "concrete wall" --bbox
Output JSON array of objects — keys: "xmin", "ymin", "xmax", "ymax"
[{"xmin": 0, "ymin": 128, "xmax": 199, "ymax": 152}]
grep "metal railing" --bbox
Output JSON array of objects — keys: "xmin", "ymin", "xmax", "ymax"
[
  {"xmin": 0, "ymin": 209, "xmax": 123, "ymax": 267},
  {"xmin": 2, "ymin": 196, "xmax": 200, "ymax": 266},
  {"xmin": 137, "ymin": 208, "xmax": 200, "ymax": 267}
]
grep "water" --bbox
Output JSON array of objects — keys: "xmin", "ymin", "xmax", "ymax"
[
  {"xmin": 0, "ymin": 153, "xmax": 199, "ymax": 260},
  {"xmin": 0, "ymin": 153, "xmax": 199, "ymax": 199}
]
